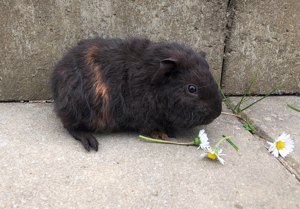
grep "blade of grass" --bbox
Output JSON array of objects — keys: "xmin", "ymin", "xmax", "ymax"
[
  {"xmin": 240, "ymin": 82, "xmax": 284, "ymax": 112},
  {"xmin": 236, "ymin": 72, "xmax": 257, "ymax": 113},
  {"xmin": 236, "ymin": 95, "xmax": 258, "ymax": 111},
  {"xmin": 287, "ymin": 104, "xmax": 300, "ymax": 112},
  {"xmin": 242, "ymin": 95, "xmax": 258, "ymax": 103},
  {"xmin": 223, "ymin": 135, "xmax": 239, "ymax": 151},
  {"xmin": 213, "ymin": 76, "xmax": 236, "ymax": 114}
]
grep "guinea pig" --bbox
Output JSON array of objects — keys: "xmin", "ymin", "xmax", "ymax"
[{"xmin": 51, "ymin": 37, "xmax": 223, "ymax": 151}]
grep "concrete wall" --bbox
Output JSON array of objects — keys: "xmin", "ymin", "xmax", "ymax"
[
  {"xmin": 0, "ymin": 0, "xmax": 228, "ymax": 101},
  {"xmin": 0, "ymin": 0, "xmax": 299, "ymax": 101},
  {"xmin": 222, "ymin": 0, "xmax": 300, "ymax": 95}
]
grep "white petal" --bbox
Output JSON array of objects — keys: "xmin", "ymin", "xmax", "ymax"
[
  {"xmin": 284, "ymin": 146, "xmax": 293, "ymax": 153},
  {"xmin": 200, "ymin": 153, "xmax": 208, "ymax": 159},
  {"xmin": 272, "ymin": 149, "xmax": 279, "ymax": 158},
  {"xmin": 200, "ymin": 144, "xmax": 210, "ymax": 150},
  {"xmin": 205, "ymin": 146, "xmax": 212, "ymax": 150},
  {"xmin": 279, "ymin": 149, "xmax": 287, "ymax": 158},
  {"xmin": 205, "ymin": 148, "xmax": 213, "ymax": 152},
  {"xmin": 285, "ymin": 138, "xmax": 294, "ymax": 146},
  {"xmin": 210, "ymin": 149, "xmax": 217, "ymax": 155},
  {"xmin": 199, "ymin": 129, "xmax": 205, "ymax": 137},
  {"xmin": 218, "ymin": 148, "xmax": 226, "ymax": 156},
  {"xmin": 268, "ymin": 143, "xmax": 275, "ymax": 152},
  {"xmin": 281, "ymin": 138, "xmax": 294, "ymax": 155},
  {"xmin": 201, "ymin": 135, "xmax": 209, "ymax": 143},
  {"xmin": 279, "ymin": 132, "xmax": 287, "ymax": 140},
  {"xmin": 277, "ymin": 132, "xmax": 290, "ymax": 142},
  {"xmin": 217, "ymin": 156, "xmax": 225, "ymax": 165},
  {"xmin": 283, "ymin": 133, "xmax": 291, "ymax": 140}
]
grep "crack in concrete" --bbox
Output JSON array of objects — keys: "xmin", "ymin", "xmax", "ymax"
[
  {"xmin": 224, "ymin": 98, "xmax": 300, "ymax": 182},
  {"xmin": 220, "ymin": 0, "xmax": 236, "ymax": 87},
  {"xmin": 0, "ymin": 100, "xmax": 53, "ymax": 103}
]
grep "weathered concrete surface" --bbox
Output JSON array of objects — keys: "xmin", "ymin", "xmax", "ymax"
[
  {"xmin": 0, "ymin": 0, "xmax": 228, "ymax": 101},
  {"xmin": 222, "ymin": 0, "xmax": 300, "ymax": 95},
  {"xmin": 1, "ymin": 103, "xmax": 300, "ymax": 208},
  {"xmin": 229, "ymin": 96, "xmax": 300, "ymax": 179}
]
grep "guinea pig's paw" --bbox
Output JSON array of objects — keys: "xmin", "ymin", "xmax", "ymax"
[
  {"xmin": 149, "ymin": 131, "xmax": 170, "ymax": 141},
  {"xmin": 68, "ymin": 129, "xmax": 99, "ymax": 152}
]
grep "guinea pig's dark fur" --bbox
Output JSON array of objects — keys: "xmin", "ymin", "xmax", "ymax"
[{"xmin": 51, "ymin": 37, "xmax": 222, "ymax": 151}]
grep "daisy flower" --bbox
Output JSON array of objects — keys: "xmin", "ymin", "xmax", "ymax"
[
  {"xmin": 200, "ymin": 147, "xmax": 226, "ymax": 165},
  {"xmin": 267, "ymin": 132, "xmax": 294, "ymax": 158},
  {"xmin": 196, "ymin": 129, "xmax": 210, "ymax": 150}
]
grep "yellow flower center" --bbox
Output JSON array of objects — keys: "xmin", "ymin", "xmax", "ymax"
[
  {"xmin": 208, "ymin": 152, "xmax": 217, "ymax": 160},
  {"xmin": 276, "ymin": 141, "xmax": 285, "ymax": 150}
]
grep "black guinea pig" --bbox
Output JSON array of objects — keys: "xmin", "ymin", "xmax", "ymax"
[{"xmin": 51, "ymin": 37, "xmax": 223, "ymax": 151}]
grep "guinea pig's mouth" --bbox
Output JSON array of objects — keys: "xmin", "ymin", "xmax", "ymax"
[
  {"xmin": 191, "ymin": 115, "xmax": 213, "ymax": 126},
  {"xmin": 202, "ymin": 117, "xmax": 216, "ymax": 125},
  {"xmin": 199, "ymin": 108, "xmax": 222, "ymax": 125},
  {"xmin": 208, "ymin": 103, "xmax": 222, "ymax": 122}
]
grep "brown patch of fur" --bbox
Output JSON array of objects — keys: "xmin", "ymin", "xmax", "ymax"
[
  {"xmin": 91, "ymin": 65, "xmax": 111, "ymax": 131},
  {"xmin": 84, "ymin": 45, "xmax": 99, "ymax": 67},
  {"xmin": 93, "ymin": 66, "xmax": 107, "ymax": 97},
  {"xmin": 84, "ymin": 44, "xmax": 111, "ymax": 131}
]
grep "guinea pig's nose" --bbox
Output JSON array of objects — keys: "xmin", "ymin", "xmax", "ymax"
[
  {"xmin": 212, "ymin": 103, "xmax": 222, "ymax": 117},
  {"xmin": 218, "ymin": 102, "xmax": 222, "ymax": 109}
]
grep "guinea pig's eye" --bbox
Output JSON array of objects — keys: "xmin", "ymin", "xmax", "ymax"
[{"xmin": 188, "ymin": 85, "xmax": 197, "ymax": 95}]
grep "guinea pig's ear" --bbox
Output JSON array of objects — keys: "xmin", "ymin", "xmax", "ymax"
[
  {"xmin": 151, "ymin": 58, "xmax": 178, "ymax": 84},
  {"xmin": 199, "ymin": 51, "xmax": 206, "ymax": 58}
]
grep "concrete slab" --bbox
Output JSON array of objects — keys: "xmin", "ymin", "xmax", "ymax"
[
  {"xmin": 229, "ymin": 96, "xmax": 300, "ymax": 179},
  {"xmin": 0, "ymin": 103, "xmax": 300, "ymax": 208}
]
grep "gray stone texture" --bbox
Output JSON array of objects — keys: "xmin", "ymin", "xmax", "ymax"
[
  {"xmin": 1, "ymin": 103, "xmax": 300, "ymax": 208},
  {"xmin": 229, "ymin": 96, "xmax": 300, "ymax": 178},
  {"xmin": 0, "ymin": 0, "xmax": 228, "ymax": 101},
  {"xmin": 222, "ymin": 0, "xmax": 300, "ymax": 95}
]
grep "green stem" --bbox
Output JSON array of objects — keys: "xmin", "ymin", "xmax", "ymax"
[
  {"xmin": 287, "ymin": 104, "xmax": 300, "ymax": 112},
  {"xmin": 221, "ymin": 112, "xmax": 246, "ymax": 121},
  {"xmin": 215, "ymin": 135, "xmax": 234, "ymax": 148},
  {"xmin": 245, "ymin": 117, "xmax": 274, "ymax": 142},
  {"xmin": 139, "ymin": 135, "xmax": 195, "ymax": 146},
  {"xmin": 250, "ymin": 128, "xmax": 274, "ymax": 142}
]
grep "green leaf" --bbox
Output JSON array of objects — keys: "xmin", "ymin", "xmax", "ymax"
[
  {"xmin": 226, "ymin": 138, "xmax": 239, "ymax": 151},
  {"xmin": 243, "ymin": 123, "xmax": 252, "ymax": 131},
  {"xmin": 222, "ymin": 135, "xmax": 239, "ymax": 151}
]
